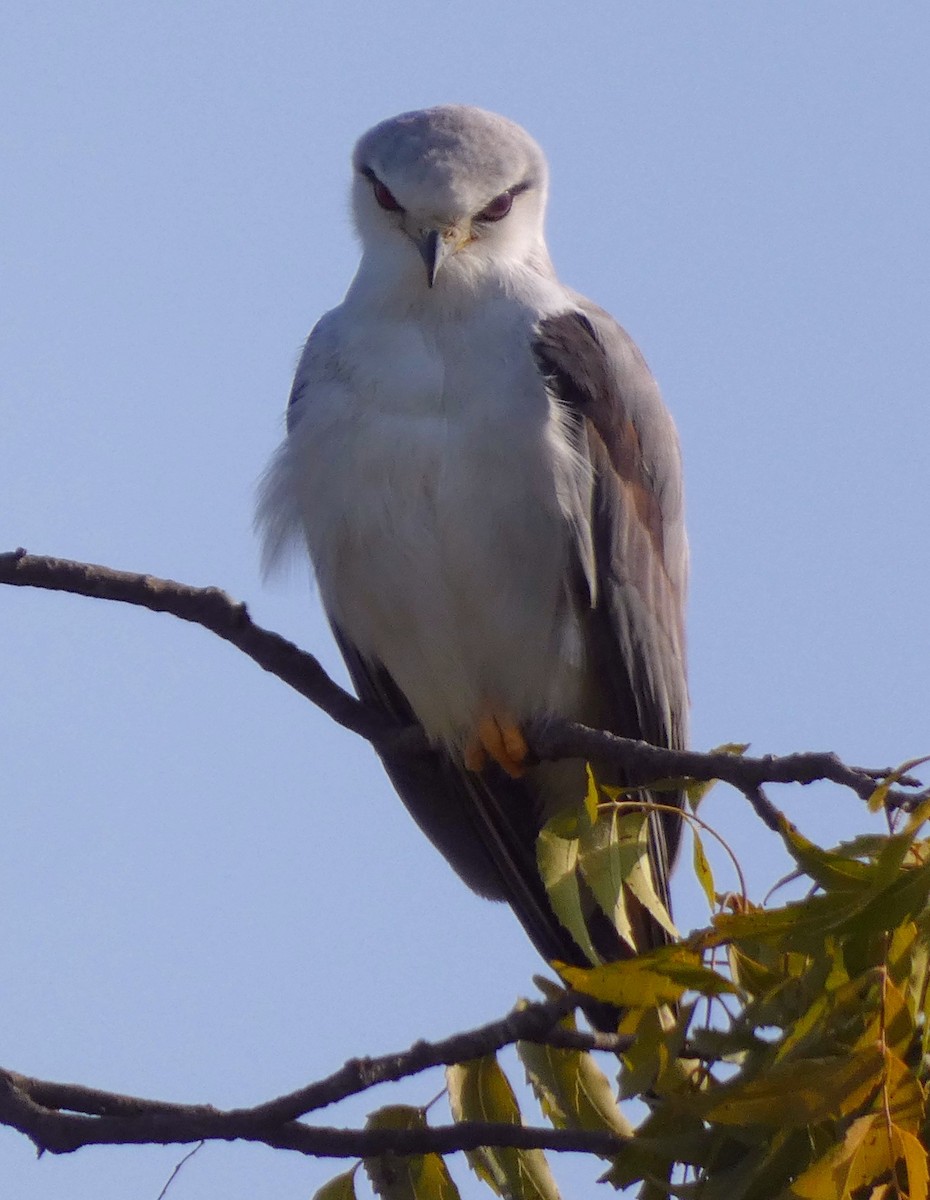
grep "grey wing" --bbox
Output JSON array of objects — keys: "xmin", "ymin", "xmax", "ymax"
[{"xmin": 533, "ymin": 306, "xmax": 689, "ymax": 921}]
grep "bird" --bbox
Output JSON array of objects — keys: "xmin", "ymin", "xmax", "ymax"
[{"xmin": 258, "ymin": 105, "xmax": 688, "ymax": 988}]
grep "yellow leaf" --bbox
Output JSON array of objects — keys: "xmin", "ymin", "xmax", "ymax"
[
  {"xmin": 312, "ymin": 1167, "xmax": 358, "ymax": 1200},
  {"xmin": 409, "ymin": 1156, "xmax": 463, "ymax": 1200},
  {"xmin": 897, "ymin": 1127, "xmax": 929, "ymax": 1200},
  {"xmin": 887, "ymin": 920, "xmax": 921, "ymax": 988},
  {"xmin": 846, "ymin": 1119, "xmax": 906, "ymax": 1200},
  {"xmin": 363, "ymin": 1107, "xmax": 462, "ymax": 1200},
  {"xmin": 854, "ymin": 978, "xmax": 915, "ymax": 1060},
  {"xmin": 583, "ymin": 763, "xmax": 600, "ymax": 825},
  {"xmin": 558, "ymin": 958, "xmax": 683, "ymax": 1008},
  {"xmin": 881, "ymin": 1052, "xmax": 925, "ymax": 1133},
  {"xmin": 792, "ymin": 1113, "xmax": 929, "ymax": 1200},
  {"xmin": 789, "ymin": 1114, "xmax": 878, "ymax": 1198},
  {"xmin": 446, "ymin": 1058, "xmax": 561, "ymax": 1200},
  {"xmin": 692, "ymin": 827, "xmax": 716, "ymax": 909},
  {"xmin": 558, "ymin": 946, "xmax": 733, "ymax": 1009}
]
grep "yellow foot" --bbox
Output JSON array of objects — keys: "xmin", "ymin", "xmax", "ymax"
[{"xmin": 464, "ymin": 710, "xmax": 529, "ymax": 779}]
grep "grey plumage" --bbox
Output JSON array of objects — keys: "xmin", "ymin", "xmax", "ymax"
[{"xmin": 258, "ymin": 105, "xmax": 688, "ymax": 982}]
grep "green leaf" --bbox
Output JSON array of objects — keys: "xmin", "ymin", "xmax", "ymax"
[
  {"xmin": 576, "ymin": 808, "xmax": 636, "ymax": 949},
  {"xmin": 446, "ymin": 1057, "xmax": 561, "ymax": 1200},
  {"xmin": 842, "ymin": 858, "xmax": 930, "ymax": 941},
  {"xmin": 516, "ymin": 1011, "xmax": 633, "ymax": 1144},
  {"xmin": 600, "ymin": 1108, "xmax": 713, "ymax": 1189},
  {"xmin": 536, "ymin": 823, "xmax": 600, "ymax": 965},
  {"xmin": 615, "ymin": 1005, "xmax": 670, "ymax": 1099},
  {"xmin": 867, "ymin": 756, "xmax": 930, "ymax": 814},
  {"xmin": 312, "ymin": 1167, "xmax": 358, "ymax": 1200},
  {"xmin": 707, "ymin": 890, "xmax": 861, "ymax": 951},
  {"xmin": 701, "ymin": 1046, "xmax": 884, "ymax": 1127},
  {"xmin": 611, "ymin": 812, "xmax": 679, "ymax": 939},
  {"xmin": 727, "ymin": 946, "xmax": 779, "ymax": 998},
  {"xmin": 777, "ymin": 816, "xmax": 876, "ymax": 892}
]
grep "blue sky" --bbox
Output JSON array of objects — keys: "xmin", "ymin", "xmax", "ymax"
[{"xmin": 2, "ymin": 4, "xmax": 928, "ymax": 1197}]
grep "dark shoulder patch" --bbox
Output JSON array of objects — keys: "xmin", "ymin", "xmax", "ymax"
[
  {"xmin": 532, "ymin": 310, "xmax": 617, "ymax": 415},
  {"xmin": 533, "ymin": 311, "xmax": 666, "ymax": 560}
]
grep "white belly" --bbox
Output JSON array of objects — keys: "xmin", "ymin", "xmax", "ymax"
[{"xmin": 278, "ymin": 297, "xmax": 590, "ymax": 751}]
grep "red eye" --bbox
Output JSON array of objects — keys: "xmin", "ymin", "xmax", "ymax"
[
  {"xmin": 476, "ymin": 191, "xmax": 513, "ymax": 222},
  {"xmin": 373, "ymin": 180, "xmax": 403, "ymax": 212}
]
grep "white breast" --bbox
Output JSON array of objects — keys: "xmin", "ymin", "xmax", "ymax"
[{"xmin": 264, "ymin": 283, "xmax": 590, "ymax": 753}]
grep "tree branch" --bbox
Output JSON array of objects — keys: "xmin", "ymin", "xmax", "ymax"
[
  {"xmin": 528, "ymin": 719, "xmax": 929, "ymax": 815},
  {"xmin": 2, "ymin": 549, "xmax": 925, "ymax": 813},
  {"xmin": 0, "ymin": 1065, "xmax": 623, "ymax": 1157},
  {"xmin": 0, "ymin": 993, "xmax": 630, "ymax": 1159},
  {"xmin": 0, "ymin": 548, "xmax": 394, "ymax": 744}
]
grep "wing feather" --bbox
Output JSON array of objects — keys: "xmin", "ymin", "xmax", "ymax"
[{"xmin": 533, "ymin": 308, "xmax": 689, "ymax": 923}]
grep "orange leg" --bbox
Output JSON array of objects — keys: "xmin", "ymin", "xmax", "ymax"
[{"xmin": 464, "ymin": 708, "xmax": 529, "ymax": 779}]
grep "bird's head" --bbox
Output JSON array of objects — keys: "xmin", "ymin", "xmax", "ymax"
[{"xmin": 351, "ymin": 105, "xmax": 551, "ymax": 289}]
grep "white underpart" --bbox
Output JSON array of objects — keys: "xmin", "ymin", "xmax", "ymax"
[
  {"xmin": 261, "ymin": 261, "xmax": 592, "ymax": 753},
  {"xmin": 257, "ymin": 105, "xmax": 606, "ymax": 757}
]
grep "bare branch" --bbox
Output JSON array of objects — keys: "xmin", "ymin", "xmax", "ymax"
[
  {"xmin": 243, "ymin": 992, "xmax": 580, "ymax": 1123},
  {"xmin": 0, "ymin": 993, "xmax": 629, "ymax": 1159},
  {"xmin": 0, "ymin": 1062, "xmax": 623, "ymax": 1157},
  {"xmin": 2, "ymin": 549, "xmax": 926, "ymax": 815},
  {"xmin": 528, "ymin": 719, "xmax": 929, "ymax": 814},
  {"xmin": 0, "ymin": 548, "xmax": 393, "ymax": 744}
]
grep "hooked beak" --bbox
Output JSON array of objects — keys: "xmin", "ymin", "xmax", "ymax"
[{"xmin": 415, "ymin": 226, "xmax": 468, "ymax": 287}]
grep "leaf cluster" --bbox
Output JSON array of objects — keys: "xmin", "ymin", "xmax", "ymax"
[{"xmin": 313, "ymin": 792, "xmax": 930, "ymax": 1200}]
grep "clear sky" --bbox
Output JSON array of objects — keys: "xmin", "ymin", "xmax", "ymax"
[{"xmin": 2, "ymin": 4, "xmax": 928, "ymax": 1198}]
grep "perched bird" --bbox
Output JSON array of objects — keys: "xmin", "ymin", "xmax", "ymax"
[{"xmin": 258, "ymin": 105, "xmax": 688, "ymax": 977}]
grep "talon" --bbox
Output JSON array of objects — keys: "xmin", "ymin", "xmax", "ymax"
[
  {"xmin": 501, "ymin": 723, "xmax": 529, "ymax": 767},
  {"xmin": 464, "ymin": 740, "xmax": 488, "ymax": 773},
  {"xmin": 465, "ymin": 708, "xmax": 528, "ymax": 779}
]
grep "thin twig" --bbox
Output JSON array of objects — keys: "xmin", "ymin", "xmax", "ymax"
[{"xmin": 155, "ymin": 1141, "xmax": 205, "ymax": 1200}]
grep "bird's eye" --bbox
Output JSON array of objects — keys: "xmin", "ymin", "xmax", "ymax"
[
  {"xmin": 373, "ymin": 180, "xmax": 403, "ymax": 212},
  {"xmin": 475, "ymin": 191, "xmax": 514, "ymax": 222}
]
